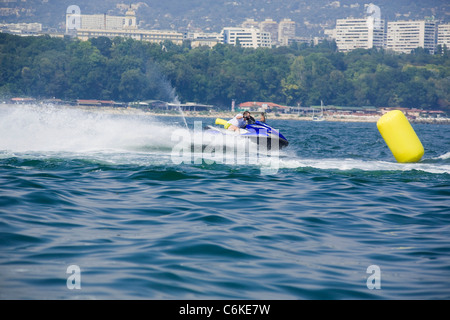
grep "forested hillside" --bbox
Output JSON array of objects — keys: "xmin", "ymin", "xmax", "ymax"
[{"xmin": 1, "ymin": 33, "xmax": 449, "ymax": 110}]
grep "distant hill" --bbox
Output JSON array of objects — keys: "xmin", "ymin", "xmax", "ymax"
[{"xmin": 1, "ymin": 0, "xmax": 449, "ymax": 36}]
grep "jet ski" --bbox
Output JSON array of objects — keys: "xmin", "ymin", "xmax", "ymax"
[{"xmin": 204, "ymin": 118, "xmax": 289, "ymax": 150}]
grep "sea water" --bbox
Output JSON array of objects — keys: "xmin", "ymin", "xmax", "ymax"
[{"xmin": 0, "ymin": 104, "xmax": 449, "ymax": 299}]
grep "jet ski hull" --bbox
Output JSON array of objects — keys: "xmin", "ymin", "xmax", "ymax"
[{"xmin": 204, "ymin": 121, "xmax": 289, "ymax": 150}]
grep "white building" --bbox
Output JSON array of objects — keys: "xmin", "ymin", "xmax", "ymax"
[
  {"xmin": 239, "ymin": 18, "xmax": 296, "ymax": 47},
  {"xmin": 1, "ymin": 22, "xmax": 42, "ymax": 33},
  {"xmin": 67, "ymin": 7, "xmax": 183, "ymax": 45},
  {"xmin": 76, "ymin": 28, "xmax": 184, "ymax": 44},
  {"xmin": 79, "ymin": 14, "xmax": 124, "ymax": 30},
  {"xmin": 184, "ymin": 32, "xmax": 222, "ymax": 48},
  {"xmin": 260, "ymin": 19, "xmax": 279, "ymax": 46},
  {"xmin": 278, "ymin": 19, "xmax": 296, "ymax": 46},
  {"xmin": 67, "ymin": 7, "xmax": 137, "ymax": 32},
  {"xmin": 386, "ymin": 20, "xmax": 437, "ymax": 54},
  {"xmin": 437, "ymin": 23, "xmax": 450, "ymax": 49},
  {"xmin": 221, "ymin": 27, "xmax": 271, "ymax": 48},
  {"xmin": 330, "ymin": 18, "xmax": 385, "ymax": 52}
]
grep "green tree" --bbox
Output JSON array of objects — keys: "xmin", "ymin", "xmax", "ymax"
[
  {"xmin": 0, "ymin": 33, "xmax": 449, "ymax": 111},
  {"xmin": 118, "ymin": 69, "xmax": 148, "ymax": 101}
]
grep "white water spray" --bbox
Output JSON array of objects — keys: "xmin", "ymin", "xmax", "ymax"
[{"xmin": 0, "ymin": 104, "xmax": 183, "ymax": 153}]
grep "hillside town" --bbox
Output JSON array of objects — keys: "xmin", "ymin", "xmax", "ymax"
[{"xmin": 0, "ymin": 5, "xmax": 449, "ymax": 53}]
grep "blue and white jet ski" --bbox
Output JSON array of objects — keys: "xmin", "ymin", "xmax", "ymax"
[{"xmin": 204, "ymin": 118, "xmax": 289, "ymax": 150}]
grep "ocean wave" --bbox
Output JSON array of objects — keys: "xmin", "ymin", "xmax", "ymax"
[
  {"xmin": 275, "ymin": 157, "xmax": 450, "ymax": 175},
  {"xmin": 436, "ymin": 152, "xmax": 450, "ymax": 160}
]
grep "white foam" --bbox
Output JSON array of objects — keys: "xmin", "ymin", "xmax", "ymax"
[
  {"xmin": 437, "ymin": 152, "xmax": 450, "ymax": 160},
  {"xmin": 276, "ymin": 157, "xmax": 450, "ymax": 174},
  {"xmin": 0, "ymin": 104, "xmax": 180, "ymax": 153}
]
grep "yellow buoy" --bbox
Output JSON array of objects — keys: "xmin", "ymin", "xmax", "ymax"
[
  {"xmin": 377, "ymin": 110, "xmax": 424, "ymax": 163},
  {"xmin": 215, "ymin": 118, "xmax": 231, "ymax": 129}
]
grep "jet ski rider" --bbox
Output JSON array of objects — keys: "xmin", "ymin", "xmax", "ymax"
[{"xmin": 227, "ymin": 111, "xmax": 255, "ymax": 133}]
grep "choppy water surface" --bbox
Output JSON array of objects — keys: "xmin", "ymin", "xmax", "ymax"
[{"xmin": 0, "ymin": 104, "xmax": 449, "ymax": 299}]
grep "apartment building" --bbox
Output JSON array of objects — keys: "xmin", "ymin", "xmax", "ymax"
[
  {"xmin": 241, "ymin": 18, "xmax": 260, "ymax": 29},
  {"xmin": 278, "ymin": 19, "xmax": 296, "ymax": 46},
  {"xmin": 331, "ymin": 18, "xmax": 385, "ymax": 52},
  {"xmin": 260, "ymin": 19, "xmax": 279, "ymax": 46},
  {"xmin": 437, "ymin": 23, "xmax": 450, "ymax": 49},
  {"xmin": 221, "ymin": 27, "xmax": 272, "ymax": 48},
  {"xmin": 386, "ymin": 20, "xmax": 437, "ymax": 54},
  {"xmin": 240, "ymin": 18, "xmax": 296, "ymax": 47}
]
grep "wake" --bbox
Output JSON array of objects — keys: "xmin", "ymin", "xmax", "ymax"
[
  {"xmin": 275, "ymin": 157, "xmax": 450, "ymax": 174},
  {"xmin": 0, "ymin": 104, "xmax": 182, "ymax": 153}
]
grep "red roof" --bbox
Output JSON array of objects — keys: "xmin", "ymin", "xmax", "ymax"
[{"xmin": 11, "ymin": 97, "xmax": 35, "ymax": 101}]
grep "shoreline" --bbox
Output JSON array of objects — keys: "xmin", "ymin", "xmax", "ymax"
[
  {"xmin": 2, "ymin": 103, "xmax": 449, "ymax": 124},
  {"xmin": 105, "ymin": 107, "xmax": 450, "ymax": 124}
]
